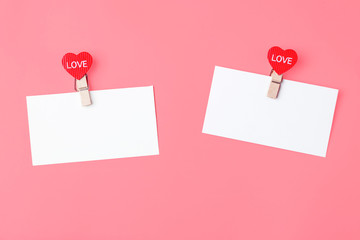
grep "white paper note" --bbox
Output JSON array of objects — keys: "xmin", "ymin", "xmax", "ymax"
[
  {"xmin": 203, "ymin": 66, "xmax": 338, "ymax": 157},
  {"xmin": 27, "ymin": 86, "xmax": 159, "ymax": 165}
]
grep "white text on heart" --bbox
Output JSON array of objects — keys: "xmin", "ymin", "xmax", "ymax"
[
  {"xmin": 271, "ymin": 54, "xmax": 293, "ymax": 65},
  {"xmin": 66, "ymin": 60, "xmax": 88, "ymax": 69}
]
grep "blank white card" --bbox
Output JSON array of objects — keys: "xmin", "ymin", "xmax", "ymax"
[
  {"xmin": 203, "ymin": 66, "xmax": 338, "ymax": 157},
  {"xmin": 27, "ymin": 86, "xmax": 159, "ymax": 165}
]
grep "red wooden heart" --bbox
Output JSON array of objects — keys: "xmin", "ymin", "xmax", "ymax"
[
  {"xmin": 267, "ymin": 46, "xmax": 297, "ymax": 75},
  {"xmin": 62, "ymin": 52, "xmax": 93, "ymax": 80}
]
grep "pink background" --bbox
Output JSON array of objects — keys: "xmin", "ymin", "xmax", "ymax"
[{"xmin": 1, "ymin": 0, "xmax": 360, "ymax": 239}]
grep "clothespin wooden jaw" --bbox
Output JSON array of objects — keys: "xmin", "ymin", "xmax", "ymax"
[
  {"xmin": 267, "ymin": 70, "xmax": 283, "ymax": 99},
  {"xmin": 75, "ymin": 75, "xmax": 92, "ymax": 106}
]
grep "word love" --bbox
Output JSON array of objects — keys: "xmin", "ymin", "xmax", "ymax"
[
  {"xmin": 270, "ymin": 54, "xmax": 293, "ymax": 65},
  {"xmin": 62, "ymin": 52, "xmax": 93, "ymax": 80},
  {"xmin": 267, "ymin": 46, "xmax": 297, "ymax": 75},
  {"xmin": 66, "ymin": 60, "xmax": 88, "ymax": 69}
]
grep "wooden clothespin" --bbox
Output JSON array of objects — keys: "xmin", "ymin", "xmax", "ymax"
[
  {"xmin": 267, "ymin": 70, "xmax": 283, "ymax": 99},
  {"xmin": 62, "ymin": 52, "xmax": 93, "ymax": 106},
  {"xmin": 267, "ymin": 46, "xmax": 298, "ymax": 99},
  {"xmin": 75, "ymin": 74, "xmax": 91, "ymax": 106}
]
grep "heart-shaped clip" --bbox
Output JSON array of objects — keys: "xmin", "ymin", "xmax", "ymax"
[
  {"xmin": 62, "ymin": 52, "xmax": 93, "ymax": 106},
  {"xmin": 62, "ymin": 52, "xmax": 93, "ymax": 79},
  {"xmin": 267, "ymin": 46, "xmax": 298, "ymax": 99}
]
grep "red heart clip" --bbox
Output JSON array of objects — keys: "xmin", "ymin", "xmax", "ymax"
[
  {"xmin": 62, "ymin": 52, "xmax": 93, "ymax": 80},
  {"xmin": 267, "ymin": 46, "xmax": 297, "ymax": 75}
]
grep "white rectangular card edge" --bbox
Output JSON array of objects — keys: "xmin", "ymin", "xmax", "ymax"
[
  {"xmin": 26, "ymin": 85, "xmax": 156, "ymax": 98},
  {"xmin": 212, "ymin": 66, "xmax": 339, "ymax": 92},
  {"xmin": 30, "ymin": 153, "xmax": 161, "ymax": 166}
]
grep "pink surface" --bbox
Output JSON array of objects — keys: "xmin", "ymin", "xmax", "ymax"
[{"xmin": 0, "ymin": 0, "xmax": 360, "ymax": 239}]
